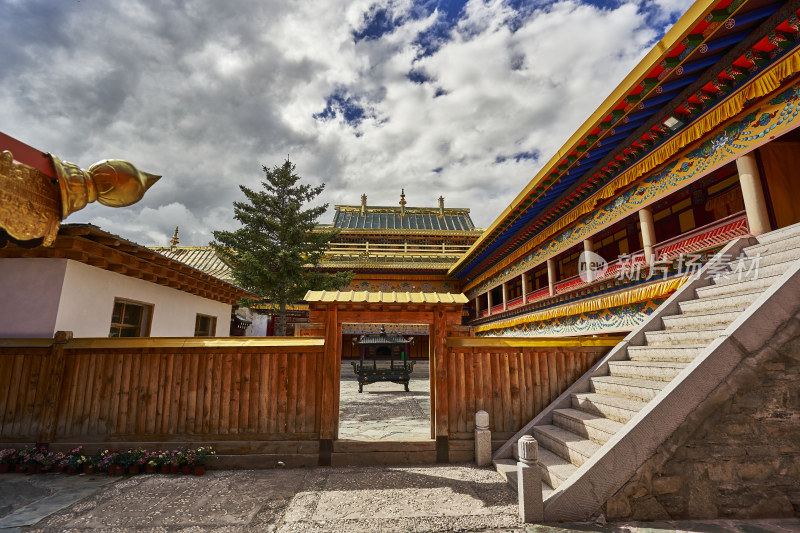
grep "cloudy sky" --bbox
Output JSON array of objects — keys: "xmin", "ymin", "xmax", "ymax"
[{"xmin": 1, "ymin": 0, "xmax": 693, "ymax": 246}]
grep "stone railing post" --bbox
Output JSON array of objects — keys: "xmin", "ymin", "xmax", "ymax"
[
  {"xmin": 475, "ymin": 410, "xmax": 491, "ymax": 466},
  {"xmin": 517, "ymin": 435, "xmax": 543, "ymax": 523}
]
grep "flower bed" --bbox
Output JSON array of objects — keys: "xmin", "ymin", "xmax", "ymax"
[{"xmin": 0, "ymin": 445, "xmax": 215, "ymax": 476}]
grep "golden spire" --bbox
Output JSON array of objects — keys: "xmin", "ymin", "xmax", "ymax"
[
  {"xmin": 360, "ymin": 193, "xmax": 367, "ymax": 216},
  {"xmin": 399, "ymin": 189, "xmax": 406, "ymax": 217},
  {"xmin": 438, "ymin": 195, "xmax": 445, "ymax": 217},
  {"xmin": 170, "ymin": 226, "xmax": 179, "ymax": 249}
]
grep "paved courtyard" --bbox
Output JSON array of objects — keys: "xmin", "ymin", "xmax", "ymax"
[
  {"xmin": 338, "ymin": 360, "xmax": 432, "ymax": 440},
  {"xmin": 0, "ymin": 465, "xmax": 523, "ymax": 533},
  {"xmin": 1, "ymin": 469, "xmax": 798, "ymax": 533}
]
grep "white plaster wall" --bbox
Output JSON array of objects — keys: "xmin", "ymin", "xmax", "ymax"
[
  {"xmin": 0, "ymin": 258, "xmax": 67, "ymax": 338},
  {"xmin": 236, "ymin": 308, "xmax": 269, "ymax": 336},
  {"xmin": 54, "ymin": 260, "xmax": 231, "ymax": 337},
  {"xmin": 250, "ymin": 314, "xmax": 269, "ymax": 336}
]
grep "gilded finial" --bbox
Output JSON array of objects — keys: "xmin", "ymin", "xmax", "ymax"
[
  {"xmin": 170, "ymin": 226, "xmax": 179, "ymax": 249},
  {"xmin": 438, "ymin": 195, "xmax": 445, "ymax": 217},
  {"xmin": 51, "ymin": 156, "xmax": 161, "ymax": 218},
  {"xmin": 399, "ymin": 189, "xmax": 406, "ymax": 217},
  {"xmin": 360, "ymin": 194, "xmax": 367, "ymax": 216}
]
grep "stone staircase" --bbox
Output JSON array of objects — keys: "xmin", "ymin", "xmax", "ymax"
[{"xmin": 492, "ymin": 222, "xmax": 800, "ymax": 521}]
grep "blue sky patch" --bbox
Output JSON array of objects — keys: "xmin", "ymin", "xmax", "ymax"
[{"xmin": 313, "ymin": 89, "xmax": 368, "ymax": 127}]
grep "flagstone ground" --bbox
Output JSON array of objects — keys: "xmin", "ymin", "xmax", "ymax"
[
  {"xmin": 338, "ymin": 361, "xmax": 432, "ymax": 441},
  {"xmin": 0, "ymin": 469, "xmax": 797, "ymax": 532}
]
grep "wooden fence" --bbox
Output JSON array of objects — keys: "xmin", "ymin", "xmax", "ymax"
[
  {"xmin": 0, "ymin": 333, "xmax": 619, "ymax": 464},
  {"xmin": 0, "ymin": 336, "xmax": 325, "ymax": 454},
  {"xmin": 441, "ymin": 337, "xmax": 618, "ymax": 443}
]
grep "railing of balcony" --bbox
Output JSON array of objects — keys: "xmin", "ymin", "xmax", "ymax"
[
  {"xmin": 506, "ymin": 295, "xmax": 525, "ymax": 309},
  {"xmin": 471, "ymin": 211, "xmax": 751, "ymax": 323},
  {"xmin": 655, "ymin": 211, "xmax": 748, "ymax": 260},
  {"xmin": 526, "ymin": 287, "xmax": 550, "ymax": 304},
  {"xmin": 327, "ymin": 242, "xmax": 473, "ymax": 256}
]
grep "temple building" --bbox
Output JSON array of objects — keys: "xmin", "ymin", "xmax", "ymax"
[
  {"xmin": 449, "ymin": 1, "xmax": 800, "ymax": 338},
  {"xmin": 316, "ymin": 191, "xmax": 482, "ymax": 293},
  {"xmin": 311, "ymin": 192, "xmax": 483, "ymax": 355},
  {"xmin": 2, "ymin": 0, "xmax": 800, "ymax": 522}
]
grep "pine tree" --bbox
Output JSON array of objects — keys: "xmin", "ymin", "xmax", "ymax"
[{"xmin": 212, "ymin": 159, "xmax": 352, "ymax": 335}]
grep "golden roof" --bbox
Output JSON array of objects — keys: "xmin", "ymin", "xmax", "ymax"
[{"xmin": 149, "ymin": 246, "xmax": 234, "ymax": 283}]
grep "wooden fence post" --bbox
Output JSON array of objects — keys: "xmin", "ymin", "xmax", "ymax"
[
  {"xmin": 38, "ymin": 330, "xmax": 72, "ymax": 443},
  {"xmin": 433, "ymin": 309, "xmax": 449, "ymax": 462},
  {"xmin": 319, "ymin": 305, "xmax": 338, "ymax": 465}
]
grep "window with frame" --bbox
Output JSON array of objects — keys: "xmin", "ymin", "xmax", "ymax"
[
  {"xmin": 109, "ymin": 299, "xmax": 153, "ymax": 338},
  {"xmin": 194, "ymin": 314, "xmax": 217, "ymax": 337}
]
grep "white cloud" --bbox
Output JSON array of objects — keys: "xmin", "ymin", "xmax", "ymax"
[{"xmin": 0, "ymin": 0, "xmax": 680, "ymax": 244}]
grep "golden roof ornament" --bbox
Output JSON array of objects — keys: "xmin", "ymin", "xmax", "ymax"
[
  {"xmin": 399, "ymin": 189, "xmax": 407, "ymax": 218},
  {"xmin": 0, "ymin": 149, "xmax": 160, "ymax": 247},
  {"xmin": 170, "ymin": 226, "xmax": 180, "ymax": 249},
  {"xmin": 438, "ymin": 196, "xmax": 445, "ymax": 217},
  {"xmin": 52, "ymin": 156, "xmax": 160, "ymax": 218},
  {"xmin": 360, "ymin": 194, "xmax": 367, "ymax": 216}
]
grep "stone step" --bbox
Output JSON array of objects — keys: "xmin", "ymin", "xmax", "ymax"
[
  {"xmin": 532, "ymin": 425, "xmax": 601, "ymax": 468},
  {"xmin": 644, "ymin": 326, "xmax": 725, "ymax": 347},
  {"xmin": 538, "ymin": 446, "xmax": 578, "ymax": 490},
  {"xmin": 661, "ymin": 310, "xmax": 741, "ymax": 330},
  {"xmin": 494, "ymin": 458, "xmax": 517, "ymax": 487},
  {"xmin": 679, "ymin": 290, "xmax": 760, "ymax": 315},
  {"xmin": 552, "ymin": 408, "xmax": 624, "ymax": 445},
  {"xmin": 750, "ymin": 221, "xmax": 800, "ymax": 244},
  {"xmin": 695, "ymin": 275, "xmax": 779, "ymax": 299},
  {"xmin": 713, "ymin": 259, "xmax": 795, "ymax": 285},
  {"xmin": 746, "ymin": 247, "xmax": 800, "ymax": 267},
  {"xmin": 571, "ymin": 392, "xmax": 647, "ymax": 424},
  {"xmin": 607, "ymin": 360, "xmax": 688, "ymax": 382},
  {"xmin": 494, "ymin": 458, "xmax": 555, "ymax": 500},
  {"xmin": 744, "ymin": 232, "xmax": 800, "ymax": 255},
  {"xmin": 626, "ymin": 345, "xmax": 704, "ymax": 363},
  {"xmin": 590, "ymin": 375, "xmax": 667, "ymax": 401}
]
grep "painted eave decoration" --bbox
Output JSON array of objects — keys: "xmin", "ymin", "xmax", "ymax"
[{"xmin": 449, "ymin": 0, "xmax": 800, "ymax": 282}]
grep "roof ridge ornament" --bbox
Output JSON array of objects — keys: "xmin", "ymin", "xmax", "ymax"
[
  {"xmin": 360, "ymin": 193, "xmax": 367, "ymax": 216},
  {"xmin": 52, "ymin": 156, "xmax": 160, "ymax": 219},
  {"xmin": 438, "ymin": 195, "xmax": 445, "ymax": 217},
  {"xmin": 399, "ymin": 189, "xmax": 406, "ymax": 218},
  {"xmin": 170, "ymin": 226, "xmax": 179, "ymax": 249}
]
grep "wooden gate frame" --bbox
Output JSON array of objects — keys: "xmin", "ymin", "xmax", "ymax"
[{"xmin": 305, "ymin": 292, "xmax": 467, "ymax": 465}]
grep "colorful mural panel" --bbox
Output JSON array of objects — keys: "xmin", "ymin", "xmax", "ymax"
[{"xmin": 478, "ymin": 299, "xmax": 664, "ymax": 337}]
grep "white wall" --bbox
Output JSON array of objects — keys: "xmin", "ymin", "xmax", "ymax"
[
  {"xmin": 53, "ymin": 260, "xmax": 231, "ymax": 337},
  {"xmin": 236, "ymin": 307, "xmax": 269, "ymax": 336},
  {"xmin": 0, "ymin": 258, "xmax": 67, "ymax": 338}
]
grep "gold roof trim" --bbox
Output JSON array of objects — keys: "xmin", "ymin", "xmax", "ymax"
[
  {"xmin": 0, "ymin": 337, "xmax": 325, "ymax": 349},
  {"xmin": 304, "ymin": 290, "xmax": 468, "ymax": 304},
  {"xmin": 335, "ymin": 205, "xmax": 471, "ymax": 214}
]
